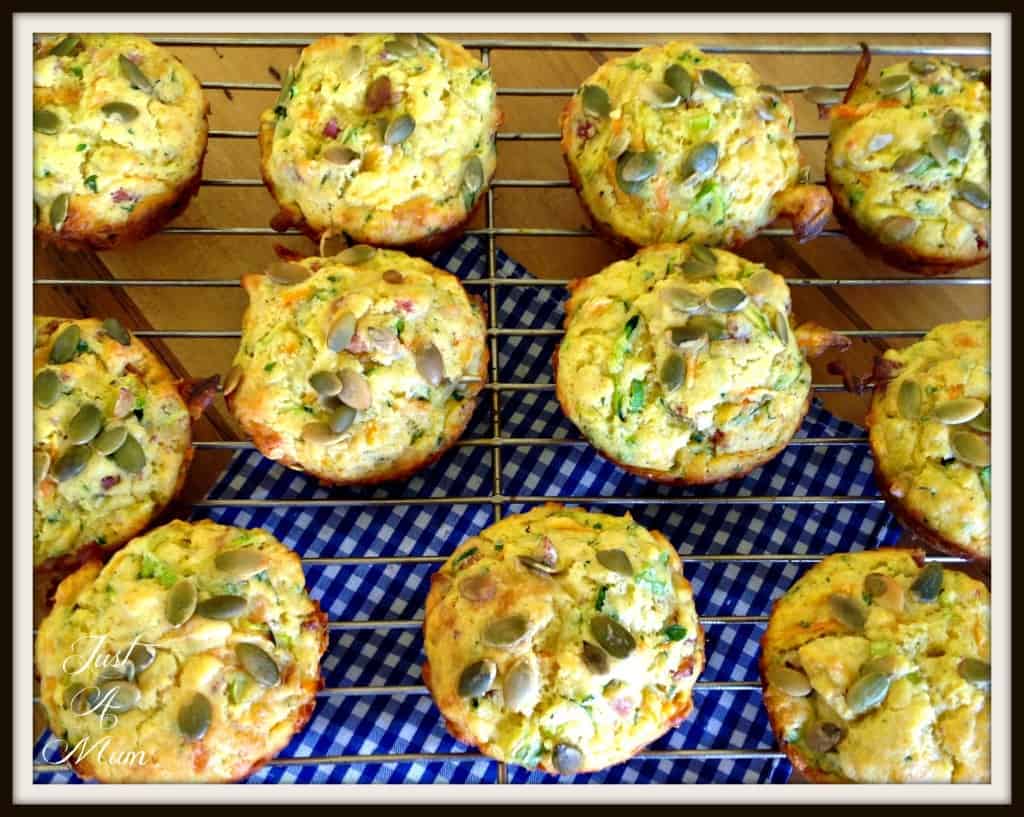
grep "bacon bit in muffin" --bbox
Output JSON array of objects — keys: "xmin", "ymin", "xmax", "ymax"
[
  {"xmin": 111, "ymin": 188, "xmax": 138, "ymax": 204},
  {"xmin": 322, "ymin": 118, "xmax": 340, "ymax": 139},
  {"xmin": 100, "ymin": 475, "xmax": 121, "ymax": 491},
  {"xmin": 576, "ymin": 119, "xmax": 597, "ymax": 141}
]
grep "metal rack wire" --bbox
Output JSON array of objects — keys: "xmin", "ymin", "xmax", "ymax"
[{"xmin": 33, "ymin": 35, "xmax": 989, "ymax": 781}]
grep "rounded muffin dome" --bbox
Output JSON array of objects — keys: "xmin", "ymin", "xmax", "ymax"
[
  {"xmin": 227, "ymin": 247, "xmax": 488, "ymax": 485},
  {"xmin": 33, "ymin": 34, "xmax": 208, "ymax": 249},
  {"xmin": 35, "ymin": 519, "xmax": 328, "ymax": 783},
  {"xmin": 560, "ymin": 41, "xmax": 831, "ymax": 249},
  {"xmin": 760, "ymin": 549, "xmax": 990, "ymax": 783},
  {"xmin": 826, "ymin": 52, "xmax": 990, "ymax": 274},
  {"xmin": 556, "ymin": 244, "xmax": 816, "ymax": 484},
  {"xmin": 259, "ymin": 33, "xmax": 500, "ymax": 250},
  {"xmin": 866, "ymin": 319, "xmax": 990, "ymax": 562},
  {"xmin": 33, "ymin": 317, "xmax": 211, "ymax": 573},
  {"xmin": 422, "ymin": 504, "xmax": 704, "ymax": 775}
]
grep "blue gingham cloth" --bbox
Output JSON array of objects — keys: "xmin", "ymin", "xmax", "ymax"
[{"xmin": 34, "ymin": 237, "xmax": 901, "ymax": 785}]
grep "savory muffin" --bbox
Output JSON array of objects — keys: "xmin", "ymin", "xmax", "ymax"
[
  {"xmin": 258, "ymin": 33, "xmax": 500, "ymax": 251},
  {"xmin": 555, "ymin": 243, "xmax": 849, "ymax": 484},
  {"xmin": 826, "ymin": 49, "xmax": 990, "ymax": 274},
  {"xmin": 226, "ymin": 247, "xmax": 488, "ymax": 485},
  {"xmin": 35, "ymin": 519, "xmax": 328, "ymax": 783},
  {"xmin": 422, "ymin": 504, "xmax": 704, "ymax": 775},
  {"xmin": 560, "ymin": 41, "xmax": 831, "ymax": 249},
  {"xmin": 761, "ymin": 549, "xmax": 990, "ymax": 783},
  {"xmin": 33, "ymin": 34, "xmax": 209, "ymax": 250},
  {"xmin": 34, "ymin": 317, "xmax": 214, "ymax": 576},
  {"xmin": 866, "ymin": 319, "xmax": 990, "ymax": 562}
]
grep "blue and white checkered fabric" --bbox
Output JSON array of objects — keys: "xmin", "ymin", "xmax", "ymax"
[{"xmin": 34, "ymin": 236, "xmax": 901, "ymax": 785}]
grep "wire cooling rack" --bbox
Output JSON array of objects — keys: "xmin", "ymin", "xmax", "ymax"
[{"xmin": 33, "ymin": 35, "xmax": 990, "ymax": 783}]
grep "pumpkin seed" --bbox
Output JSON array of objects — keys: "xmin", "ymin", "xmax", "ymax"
[
  {"xmin": 686, "ymin": 314, "xmax": 729, "ymax": 341},
  {"xmin": 196, "ymin": 594, "xmax": 247, "ymax": 620},
  {"xmin": 236, "ymin": 642, "xmax": 280, "ymax": 687},
  {"xmin": 660, "ymin": 353, "xmax": 685, "ymax": 392},
  {"xmin": 99, "ymin": 317, "xmax": 131, "ymax": 346},
  {"xmin": 127, "ymin": 643, "xmax": 156, "ymax": 675},
  {"xmin": 215, "ymin": 549, "xmax": 268, "ymax": 580},
  {"xmin": 928, "ymin": 132, "xmax": 951, "ymax": 166},
  {"xmin": 364, "ymin": 74, "xmax": 394, "ymax": 114},
  {"xmin": 897, "ymin": 379, "xmax": 922, "ymax": 420},
  {"xmin": 33, "ymin": 109, "xmax": 60, "ymax": 135},
  {"xmin": 879, "ymin": 73, "xmax": 912, "ymax": 96},
  {"xmin": 766, "ymin": 665, "xmax": 812, "ymax": 697},
  {"xmin": 684, "ymin": 141, "xmax": 718, "ymax": 179},
  {"xmin": 846, "ymin": 672, "xmax": 890, "ymax": 715},
  {"xmin": 385, "ymin": 114, "xmax": 415, "ymax": 146},
  {"xmin": 416, "ymin": 34, "xmax": 439, "ymax": 53},
  {"xmin": 956, "ymin": 181, "xmax": 990, "ymax": 210},
  {"xmin": 462, "ymin": 155, "xmax": 484, "ymax": 195},
  {"xmin": 619, "ymin": 151, "xmax": 657, "ymax": 184},
  {"xmin": 166, "ymin": 579, "xmax": 198, "ymax": 626},
  {"xmin": 68, "ymin": 404, "xmax": 103, "ymax": 445},
  {"xmin": 828, "ymin": 593, "xmax": 866, "ymax": 631},
  {"xmin": 34, "ymin": 369, "xmax": 60, "ymax": 407},
  {"xmin": 178, "ymin": 692, "xmax": 212, "ymax": 741},
  {"xmin": 266, "ymin": 261, "xmax": 310, "ymax": 285},
  {"xmin": 101, "ymin": 101, "xmax": 139, "ymax": 122},
  {"xmin": 957, "ymin": 658, "xmax": 991, "ymax": 688},
  {"xmin": 552, "ymin": 743, "xmax": 583, "ymax": 775},
  {"xmin": 969, "ymin": 405, "xmax": 991, "ymax": 433},
  {"xmin": 909, "ymin": 58, "xmax": 938, "ymax": 75},
  {"xmin": 341, "ymin": 45, "xmax": 364, "ymax": 79},
  {"xmin": 111, "ymin": 433, "xmax": 145, "ymax": 473},
  {"xmin": 338, "ymin": 244, "xmax": 375, "ymax": 265},
  {"xmin": 934, "ymin": 397, "xmax": 984, "ymax": 425},
  {"xmin": 327, "ymin": 311, "xmax": 357, "ymax": 352},
  {"xmin": 483, "ymin": 615, "xmax": 530, "ymax": 648},
  {"xmin": 804, "ymin": 721, "xmax": 843, "ymax": 753},
  {"xmin": 339, "ymin": 369, "xmax": 372, "ymax": 411},
  {"xmin": 581, "ymin": 641, "xmax": 609, "ymax": 675},
  {"xmin": 323, "ymin": 145, "xmax": 359, "ymax": 165},
  {"xmin": 415, "ymin": 343, "xmax": 445, "ymax": 387},
  {"xmin": 864, "ymin": 572, "xmax": 893, "ymax": 599},
  {"xmin": 640, "ymin": 81, "xmax": 681, "ymax": 109},
  {"xmin": 309, "ymin": 371, "xmax": 342, "ymax": 397},
  {"xmin": 700, "ymin": 69, "xmax": 735, "ymax": 99},
  {"xmin": 518, "ymin": 555, "xmax": 563, "ymax": 576},
  {"xmin": 893, "ymin": 151, "xmax": 929, "ymax": 175},
  {"xmin": 458, "ymin": 659, "xmax": 496, "ymax": 698},
  {"xmin": 708, "ymin": 287, "xmax": 748, "ymax": 313},
  {"xmin": 771, "ymin": 309, "xmax": 790, "ymax": 345},
  {"xmin": 590, "ymin": 614, "xmax": 635, "ymax": 659},
  {"xmin": 502, "ymin": 660, "xmax": 538, "ymax": 712},
  {"xmin": 581, "ymin": 84, "xmax": 611, "ymax": 118},
  {"xmin": 681, "ymin": 256, "xmax": 716, "ymax": 280},
  {"xmin": 383, "ymin": 38, "xmax": 418, "ymax": 59},
  {"xmin": 607, "ymin": 130, "xmax": 631, "ymax": 161},
  {"xmin": 910, "ymin": 562, "xmax": 944, "ymax": 602},
  {"xmin": 119, "ymin": 55, "xmax": 153, "ymax": 94},
  {"xmin": 50, "ymin": 36, "xmax": 80, "ymax": 57},
  {"xmin": 53, "ymin": 445, "xmax": 91, "ymax": 481},
  {"xmin": 690, "ymin": 244, "xmax": 717, "ymax": 265},
  {"xmin": 33, "ymin": 451, "xmax": 51, "ymax": 486},
  {"xmin": 804, "ymin": 86, "xmax": 842, "ymax": 105},
  {"xmin": 878, "ymin": 215, "xmax": 918, "ymax": 244},
  {"xmin": 222, "ymin": 365, "xmax": 243, "ymax": 397},
  {"xmin": 459, "ymin": 572, "xmax": 497, "ymax": 603},
  {"xmin": 596, "ymin": 548, "xmax": 633, "ymax": 577},
  {"xmin": 664, "ymin": 64, "xmax": 693, "ymax": 100},
  {"xmin": 950, "ymin": 429, "xmax": 990, "ymax": 467},
  {"xmin": 98, "ymin": 680, "xmax": 141, "ymax": 713},
  {"xmin": 66, "ymin": 682, "xmax": 93, "ymax": 714},
  {"xmin": 50, "ymin": 193, "xmax": 70, "ymax": 231},
  {"xmin": 668, "ymin": 325, "xmax": 708, "ymax": 351},
  {"xmin": 754, "ymin": 101, "xmax": 776, "ymax": 122},
  {"xmin": 302, "ymin": 421, "xmax": 344, "ymax": 445},
  {"xmin": 867, "ymin": 132, "xmax": 894, "ymax": 153},
  {"xmin": 93, "ymin": 425, "xmax": 128, "ymax": 456},
  {"xmin": 664, "ymin": 286, "xmax": 703, "ymax": 314},
  {"xmin": 861, "ymin": 654, "xmax": 901, "ymax": 679},
  {"xmin": 382, "ymin": 269, "xmax": 405, "ymax": 284},
  {"xmin": 328, "ymin": 403, "xmax": 357, "ymax": 434},
  {"xmin": 97, "ymin": 661, "xmax": 134, "ymax": 684}
]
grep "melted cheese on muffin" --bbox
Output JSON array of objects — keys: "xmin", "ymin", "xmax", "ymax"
[
  {"xmin": 561, "ymin": 42, "xmax": 805, "ymax": 247},
  {"xmin": 761, "ymin": 550, "xmax": 990, "ymax": 783},
  {"xmin": 556, "ymin": 244, "xmax": 810, "ymax": 483},
  {"xmin": 827, "ymin": 60, "xmax": 990, "ymax": 266},
  {"xmin": 229, "ymin": 248, "xmax": 488, "ymax": 484},
  {"xmin": 259, "ymin": 34, "xmax": 499, "ymax": 245},
  {"xmin": 36, "ymin": 520, "xmax": 327, "ymax": 783},
  {"xmin": 34, "ymin": 317, "xmax": 193, "ymax": 568},
  {"xmin": 867, "ymin": 319, "xmax": 990, "ymax": 559},
  {"xmin": 33, "ymin": 34, "xmax": 208, "ymax": 242},
  {"xmin": 422, "ymin": 504, "xmax": 703, "ymax": 774}
]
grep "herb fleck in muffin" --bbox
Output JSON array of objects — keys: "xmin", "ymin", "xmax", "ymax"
[
  {"xmin": 866, "ymin": 319, "xmax": 990, "ymax": 562},
  {"xmin": 560, "ymin": 41, "xmax": 831, "ymax": 249},
  {"xmin": 555, "ymin": 243, "xmax": 849, "ymax": 484},
  {"xmin": 33, "ymin": 317, "xmax": 214, "ymax": 576},
  {"xmin": 33, "ymin": 34, "xmax": 209, "ymax": 250},
  {"xmin": 826, "ymin": 49, "xmax": 990, "ymax": 274},
  {"xmin": 259, "ymin": 34, "xmax": 500, "ymax": 251},
  {"xmin": 423, "ymin": 504, "xmax": 704, "ymax": 775},
  {"xmin": 761, "ymin": 549, "xmax": 990, "ymax": 783},
  {"xmin": 226, "ymin": 247, "xmax": 488, "ymax": 485},
  {"xmin": 35, "ymin": 519, "xmax": 328, "ymax": 783}
]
